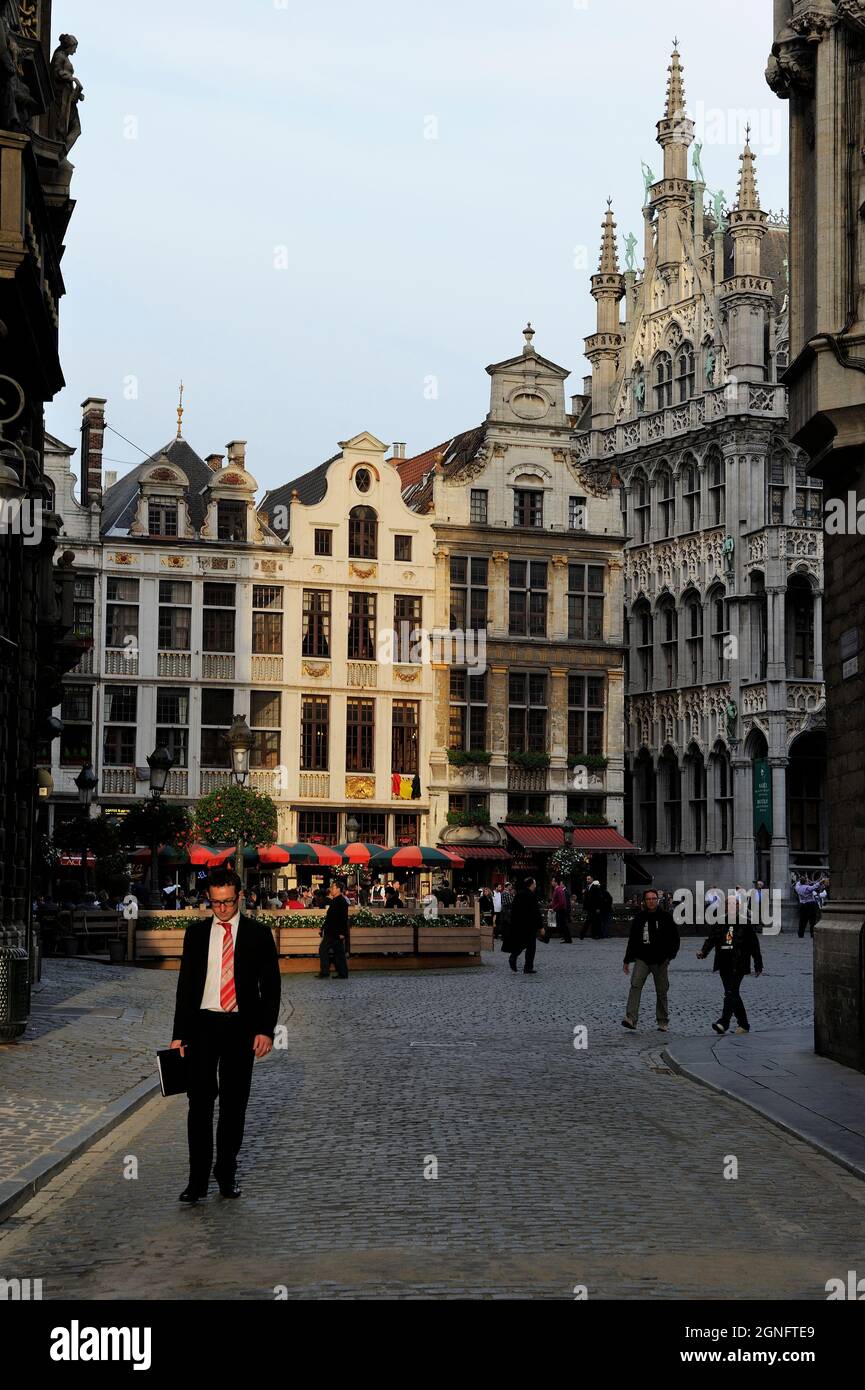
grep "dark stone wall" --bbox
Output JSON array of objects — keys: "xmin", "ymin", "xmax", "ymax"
[
  {"xmin": 822, "ymin": 454, "xmax": 865, "ymax": 900},
  {"xmin": 813, "ymin": 917, "xmax": 864, "ymax": 1072}
]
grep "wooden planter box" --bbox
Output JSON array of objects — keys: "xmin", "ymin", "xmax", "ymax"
[
  {"xmin": 135, "ymin": 930, "xmax": 186, "ymax": 959},
  {"xmin": 349, "ymin": 927, "xmax": 414, "ymax": 955},
  {"xmin": 417, "ymin": 926, "xmax": 482, "ymax": 954},
  {"xmin": 277, "ymin": 927, "xmax": 323, "ymax": 956}
]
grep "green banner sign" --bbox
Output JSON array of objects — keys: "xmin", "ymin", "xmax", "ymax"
[{"xmin": 753, "ymin": 758, "xmax": 773, "ymax": 838}]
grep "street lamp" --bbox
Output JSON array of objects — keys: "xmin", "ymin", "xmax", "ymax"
[
  {"xmin": 345, "ymin": 814, "xmax": 361, "ymax": 895},
  {"xmin": 225, "ymin": 715, "xmax": 254, "ymax": 883},
  {"xmin": 74, "ymin": 763, "xmax": 97, "ymax": 899},
  {"xmin": 146, "ymin": 744, "xmax": 174, "ymax": 909}
]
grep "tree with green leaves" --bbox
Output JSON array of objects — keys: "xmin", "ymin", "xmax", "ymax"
[{"xmin": 192, "ymin": 784, "xmax": 279, "ymax": 877}]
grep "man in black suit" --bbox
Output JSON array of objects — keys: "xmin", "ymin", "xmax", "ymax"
[
  {"xmin": 318, "ymin": 877, "xmax": 349, "ymax": 978},
  {"xmin": 170, "ymin": 867, "xmax": 281, "ymax": 1204}
]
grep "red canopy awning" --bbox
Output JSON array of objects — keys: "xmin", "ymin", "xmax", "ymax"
[
  {"xmin": 503, "ymin": 825, "xmax": 636, "ymax": 853},
  {"xmin": 438, "ymin": 845, "xmax": 512, "ymax": 860}
]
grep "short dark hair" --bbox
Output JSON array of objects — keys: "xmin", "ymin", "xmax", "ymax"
[
  {"xmin": 334, "ymin": 876, "xmax": 347, "ymax": 891},
  {"xmin": 208, "ymin": 867, "xmax": 242, "ymax": 893}
]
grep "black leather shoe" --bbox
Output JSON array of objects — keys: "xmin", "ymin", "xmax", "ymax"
[
  {"xmin": 179, "ymin": 1186, "xmax": 208, "ymax": 1204},
  {"xmin": 217, "ymin": 1179, "xmax": 242, "ymax": 1198}
]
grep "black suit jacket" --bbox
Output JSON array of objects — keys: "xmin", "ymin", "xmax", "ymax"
[
  {"xmin": 321, "ymin": 894, "xmax": 349, "ymax": 941},
  {"xmin": 172, "ymin": 914, "xmax": 281, "ymax": 1041}
]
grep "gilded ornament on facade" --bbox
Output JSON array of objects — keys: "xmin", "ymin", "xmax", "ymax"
[
  {"xmin": 394, "ymin": 666, "xmax": 420, "ymax": 682},
  {"xmin": 111, "ymin": 552, "xmax": 135, "ymax": 565},
  {"xmin": 345, "ymin": 776, "xmax": 375, "ymax": 799},
  {"xmin": 258, "ymin": 559, "xmax": 278, "ymax": 573},
  {"xmin": 302, "ymin": 662, "xmax": 329, "ymax": 678},
  {"xmin": 349, "ymin": 563, "xmax": 377, "ymax": 579}
]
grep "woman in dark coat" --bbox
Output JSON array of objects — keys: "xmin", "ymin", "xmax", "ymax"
[
  {"xmin": 697, "ymin": 906, "xmax": 763, "ymax": 1035},
  {"xmin": 507, "ymin": 877, "xmax": 543, "ymax": 975}
]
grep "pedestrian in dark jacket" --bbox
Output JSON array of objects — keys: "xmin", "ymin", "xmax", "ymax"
[
  {"xmin": 318, "ymin": 879, "xmax": 349, "ymax": 979},
  {"xmin": 550, "ymin": 875, "xmax": 572, "ymax": 942},
  {"xmin": 581, "ymin": 879, "xmax": 611, "ymax": 939},
  {"xmin": 508, "ymin": 878, "xmax": 543, "ymax": 975},
  {"xmin": 621, "ymin": 889, "xmax": 680, "ymax": 1031},
  {"xmin": 697, "ymin": 910, "xmax": 763, "ymax": 1035}
]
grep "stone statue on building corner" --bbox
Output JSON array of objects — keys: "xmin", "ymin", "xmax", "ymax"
[
  {"xmin": 632, "ymin": 370, "xmax": 645, "ymax": 410},
  {"xmin": 640, "ymin": 161, "xmax": 655, "ymax": 206},
  {"xmin": 692, "ymin": 142, "xmax": 705, "ymax": 184},
  {"xmin": 49, "ymin": 34, "xmax": 84, "ymax": 151},
  {"xmin": 709, "ymin": 187, "xmax": 726, "ymax": 228},
  {"xmin": 623, "ymin": 232, "xmax": 638, "ymax": 272},
  {"xmin": 705, "ymin": 345, "xmax": 716, "ymax": 385},
  {"xmin": 722, "ymin": 534, "xmax": 735, "ymax": 573},
  {"xmin": 725, "ymin": 701, "xmax": 738, "ymax": 742}
]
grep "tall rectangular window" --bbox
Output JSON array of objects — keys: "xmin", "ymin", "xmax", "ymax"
[
  {"xmin": 72, "ymin": 574, "xmax": 95, "ymax": 642},
  {"xmin": 105, "ymin": 576, "xmax": 139, "ymax": 649},
  {"xmin": 302, "ymin": 589, "xmax": 331, "ymax": 658},
  {"xmin": 202, "ymin": 582, "xmax": 236, "ymax": 653},
  {"xmin": 298, "ymin": 809, "xmax": 338, "ymax": 843},
  {"xmin": 448, "ymin": 669, "xmax": 487, "ymax": 751},
  {"xmin": 252, "ymin": 585, "xmax": 283, "ymax": 654},
  {"xmin": 346, "ymin": 698, "xmax": 374, "ymax": 772},
  {"xmin": 513, "ymin": 489, "xmax": 543, "ymax": 528},
  {"xmin": 509, "ymin": 560, "xmax": 547, "ymax": 637},
  {"xmin": 394, "ymin": 535, "xmax": 412, "ymax": 561},
  {"xmin": 470, "ymin": 490, "xmax": 488, "ymax": 524},
  {"xmin": 347, "ymin": 593, "xmax": 377, "ymax": 661},
  {"xmin": 158, "ymin": 580, "xmax": 191, "ymax": 651},
  {"xmin": 567, "ymin": 676, "xmax": 604, "ymax": 760},
  {"xmin": 392, "ymin": 700, "xmax": 419, "ymax": 774},
  {"xmin": 569, "ymin": 495, "xmax": 587, "ymax": 530},
  {"xmin": 300, "ymin": 696, "xmax": 329, "ymax": 771},
  {"xmin": 508, "ymin": 673, "xmax": 547, "ymax": 754},
  {"xmin": 217, "ymin": 499, "xmax": 246, "ymax": 541},
  {"xmin": 200, "ymin": 687, "xmax": 233, "ymax": 766},
  {"xmin": 567, "ymin": 564, "xmax": 605, "ymax": 640},
  {"xmin": 156, "ymin": 687, "xmax": 189, "ymax": 767},
  {"xmin": 314, "ymin": 529, "xmax": 332, "ymax": 556},
  {"xmin": 449, "ymin": 556, "xmax": 487, "ymax": 631},
  {"xmin": 250, "ymin": 690, "xmax": 281, "ymax": 768},
  {"xmin": 60, "ymin": 684, "xmax": 92, "ymax": 765},
  {"xmin": 394, "ymin": 594, "xmax": 422, "ymax": 662},
  {"xmin": 103, "ymin": 685, "xmax": 137, "ymax": 765}
]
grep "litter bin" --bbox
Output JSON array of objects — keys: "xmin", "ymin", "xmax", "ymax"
[{"xmin": 0, "ymin": 942, "xmax": 30, "ymax": 1042}]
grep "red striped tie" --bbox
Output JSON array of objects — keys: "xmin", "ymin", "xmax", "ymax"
[{"xmin": 220, "ymin": 923, "xmax": 237, "ymax": 1012}]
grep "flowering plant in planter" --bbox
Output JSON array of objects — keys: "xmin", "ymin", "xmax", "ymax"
[
  {"xmin": 550, "ymin": 846, "xmax": 591, "ymax": 877},
  {"xmin": 446, "ymin": 749, "xmax": 493, "ymax": 766},
  {"xmin": 508, "ymin": 750, "xmax": 551, "ymax": 770}
]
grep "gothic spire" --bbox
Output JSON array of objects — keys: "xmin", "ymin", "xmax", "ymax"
[
  {"xmin": 664, "ymin": 39, "xmax": 686, "ymax": 121},
  {"xmin": 598, "ymin": 199, "xmax": 620, "ymax": 273},
  {"xmin": 735, "ymin": 127, "xmax": 761, "ymax": 211}
]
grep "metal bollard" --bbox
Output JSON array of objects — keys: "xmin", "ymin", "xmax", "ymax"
[{"xmin": 0, "ymin": 941, "xmax": 30, "ymax": 1041}]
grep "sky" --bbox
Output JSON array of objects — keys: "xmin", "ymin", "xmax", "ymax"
[{"xmin": 48, "ymin": 0, "xmax": 787, "ymax": 495}]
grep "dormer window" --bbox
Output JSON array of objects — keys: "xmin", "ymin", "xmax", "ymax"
[
  {"xmin": 148, "ymin": 496, "xmax": 178, "ymax": 537},
  {"xmin": 349, "ymin": 505, "xmax": 377, "ymax": 559},
  {"xmin": 513, "ymin": 489, "xmax": 544, "ymax": 528},
  {"xmin": 217, "ymin": 499, "xmax": 246, "ymax": 541}
]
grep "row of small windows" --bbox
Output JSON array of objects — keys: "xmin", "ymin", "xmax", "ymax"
[
  {"xmin": 447, "ymin": 670, "xmax": 605, "ymax": 760},
  {"xmin": 626, "ymin": 454, "xmax": 822, "ymax": 542},
  {"xmin": 448, "ymin": 555, "xmax": 605, "ymax": 641}
]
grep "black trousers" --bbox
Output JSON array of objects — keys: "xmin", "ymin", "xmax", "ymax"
[
  {"xmin": 319, "ymin": 936, "xmax": 348, "ymax": 977},
  {"xmin": 556, "ymin": 909, "xmax": 572, "ymax": 942},
  {"xmin": 186, "ymin": 1011, "xmax": 256, "ymax": 1189},
  {"xmin": 798, "ymin": 902, "xmax": 819, "ymax": 937},
  {"xmin": 718, "ymin": 962, "xmax": 749, "ymax": 1029},
  {"xmin": 509, "ymin": 932, "xmax": 537, "ymax": 971}
]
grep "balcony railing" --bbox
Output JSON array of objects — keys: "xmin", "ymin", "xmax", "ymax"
[
  {"xmin": 577, "ymin": 383, "xmax": 787, "ymax": 460},
  {"xmin": 347, "ymin": 661, "xmax": 377, "ymax": 688},
  {"xmin": 157, "ymin": 651, "xmax": 191, "ymax": 678},
  {"xmin": 200, "ymin": 769, "xmax": 231, "ymax": 794},
  {"xmin": 298, "ymin": 773, "xmax": 330, "ymax": 798},
  {"xmin": 507, "ymin": 767, "xmax": 548, "ymax": 792},
  {"xmin": 102, "ymin": 768, "xmax": 135, "ymax": 795},
  {"xmin": 251, "ymin": 654, "xmax": 283, "ymax": 683},
  {"xmin": 201, "ymin": 653, "xmax": 235, "ymax": 680},
  {"xmin": 104, "ymin": 648, "xmax": 138, "ymax": 676}
]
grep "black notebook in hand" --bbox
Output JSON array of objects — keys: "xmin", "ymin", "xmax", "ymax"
[{"xmin": 156, "ymin": 1046, "xmax": 190, "ymax": 1097}]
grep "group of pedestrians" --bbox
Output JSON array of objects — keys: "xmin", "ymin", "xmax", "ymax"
[{"xmin": 621, "ymin": 888, "xmax": 763, "ymax": 1036}]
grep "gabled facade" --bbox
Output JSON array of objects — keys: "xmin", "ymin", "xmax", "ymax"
[{"xmin": 575, "ymin": 44, "xmax": 826, "ymax": 897}]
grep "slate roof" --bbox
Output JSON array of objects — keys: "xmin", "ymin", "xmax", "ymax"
[
  {"xmin": 397, "ymin": 425, "xmax": 486, "ymax": 514},
  {"xmin": 101, "ymin": 436, "xmax": 215, "ymax": 536},
  {"xmin": 259, "ymin": 452, "xmax": 341, "ymax": 539}
]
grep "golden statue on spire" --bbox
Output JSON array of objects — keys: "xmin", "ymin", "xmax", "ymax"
[{"xmin": 176, "ymin": 380, "xmax": 184, "ymax": 439}]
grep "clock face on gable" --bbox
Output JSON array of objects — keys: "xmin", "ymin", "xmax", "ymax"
[{"xmin": 509, "ymin": 389, "xmax": 550, "ymax": 420}]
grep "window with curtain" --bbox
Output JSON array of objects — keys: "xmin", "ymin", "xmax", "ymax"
[
  {"xmin": 508, "ymin": 672, "xmax": 547, "ymax": 754},
  {"xmin": 300, "ymin": 696, "xmax": 329, "ymax": 771},
  {"xmin": 346, "ymin": 698, "xmax": 374, "ymax": 771},
  {"xmin": 348, "ymin": 505, "xmax": 377, "ymax": 558},
  {"xmin": 302, "ymin": 589, "xmax": 331, "ymax": 658},
  {"xmin": 250, "ymin": 689, "xmax": 281, "ymax": 767},
  {"xmin": 158, "ymin": 580, "xmax": 191, "ymax": 651},
  {"xmin": 347, "ymin": 592, "xmax": 377, "ymax": 661},
  {"xmin": 392, "ymin": 700, "xmax": 420, "ymax": 774},
  {"xmin": 567, "ymin": 675, "xmax": 604, "ymax": 760},
  {"xmin": 156, "ymin": 687, "xmax": 189, "ymax": 767},
  {"xmin": 252, "ymin": 585, "xmax": 283, "ymax": 655}
]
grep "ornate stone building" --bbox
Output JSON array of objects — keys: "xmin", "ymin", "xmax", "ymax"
[
  {"xmin": 574, "ymin": 44, "xmax": 826, "ymax": 896},
  {"xmin": 0, "ymin": 3, "xmax": 86, "ymax": 1035},
  {"xmin": 767, "ymin": 1, "xmax": 865, "ymax": 1065},
  {"xmin": 399, "ymin": 328, "xmax": 631, "ymax": 895}
]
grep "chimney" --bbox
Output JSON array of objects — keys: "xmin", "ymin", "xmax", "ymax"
[
  {"xmin": 104, "ymin": 469, "xmax": 118, "ymax": 489},
  {"xmin": 225, "ymin": 440, "xmax": 246, "ymax": 469},
  {"xmin": 390, "ymin": 442, "xmax": 406, "ymax": 460},
  {"xmin": 583, "ymin": 375, "xmax": 592, "ymax": 396},
  {"xmin": 205, "ymin": 453, "xmax": 224, "ymax": 472},
  {"xmin": 79, "ymin": 397, "xmax": 107, "ymax": 507}
]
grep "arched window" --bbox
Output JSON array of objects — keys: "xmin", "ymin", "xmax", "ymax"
[
  {"xmin": 711, "ymin": 741, "xmax": 733, "ymax": 851},
  {"xmin": 632, "ymin": 472, "xmax": 650, "ymax": 543},
  {"xmin": 348, "ymin": 505, "xmax": 377, "ymax": 559},
  {"xmin": 786, "ymin": 575, "xmax": 815, "ymax": 677},
  {"xmin": 635, "ymin": 750, "xmax": 656, "ymax": 853},
  {"xmin": 676, "ymin": 342, "xmax": 696, "ymax": 401},
  {"xmin": 659, "ymin": 748, "xmax": 681, "ymax": 851},
  {"xmin": 685, "ymin": 746, "xmax": 707, "ymax": 852},
  {"xmin": 749, "ymin": 572, "xmax": 767, "ymax": 680},
  {"xmin": 793, "ymin": 456, "xmax": 822, "ymax": 528},
  {"xmin": 682, "ymin": 458, "xmax": 700, "ymax": 532},
  {"xmin": 658, "ymin": 597, "xmax": 677, "ymax": 688},
  {"xmin": 683, "ymin": 592, "xmax": 703, "ymax": 684},
  {"xmin": 709, "ymin": 585, "xmax": 729, "ymax": 680},
  {"xmin": 657, "ymin": 467, "xmax": 675, "ymax": 537},
  {"xmin": 653, "ymin": 352, "xmax": 673, "ymax": 409},
  {"xmin": 707, "ymin": 450, "xmax": 725, "ymax": 526}
]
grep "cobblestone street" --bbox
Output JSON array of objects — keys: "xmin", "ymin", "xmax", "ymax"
[{"xmin": 2, "ymin": 938, "xmax": 864, "ymax": 1300}]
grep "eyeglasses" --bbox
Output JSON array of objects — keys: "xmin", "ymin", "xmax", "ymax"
[{"xmin": 207, "ymin": 895, "xmax": 238, "ymax": 908}]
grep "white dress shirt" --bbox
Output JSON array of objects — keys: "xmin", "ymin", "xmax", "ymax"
[{"xmin": 201, "ymin": 910, "xmax": 241, "ymax": 1011}]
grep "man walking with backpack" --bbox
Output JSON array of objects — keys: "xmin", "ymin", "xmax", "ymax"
[{"xmin": 621, "ymin": 889, "xmax": 680, "ymax": 1032}]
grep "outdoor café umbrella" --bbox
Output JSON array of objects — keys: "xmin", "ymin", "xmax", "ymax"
[
  {"xmin": 369, "ymin": 846, "xmax": 465, "ymax": 870},
  {"xmin": 333, "ymin": 842, "xmax": 383, "ymax": 866},
  {"xmin": 250, "ymin": 842, "xmax": 342, "ymax": 867}
]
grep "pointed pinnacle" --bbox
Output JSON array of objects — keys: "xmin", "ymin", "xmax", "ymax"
[
  {"xmin": 598, "ymin": 202, "xmax": 620, "ymax": 273},
  {"xmin": 736, "ymin": 133, "xmax": 761, "ymax": 211},
  {"xmin": 665, "ymin": 43, "xmax": 686, "ymax": 121}
]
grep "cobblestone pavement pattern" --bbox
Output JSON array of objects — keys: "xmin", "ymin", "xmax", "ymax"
[{"xmin": 2, "ymin": 937, "xmax": 864, "ymax": 1299}]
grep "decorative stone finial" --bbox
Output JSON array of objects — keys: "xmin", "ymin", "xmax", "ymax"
[
  {"xmin": 736, "ymin": 132, "xmax": 761, "ymax": 211},
  {"xmin": 598, "ymin": 202, "xmax": 620, "ymax": 273},
  {"xmin": 522, "ymin": 322, "xmax": 535, "ymax": 352},
  {"xmin": 176, "ymin": 381, "xmax": 184, "ymax": 439},
  {"xmin": 665, "ymin": 41, "xmax": 686, "ymax": 121}
]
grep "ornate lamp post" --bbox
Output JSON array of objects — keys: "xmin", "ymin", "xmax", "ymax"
[
  {"xmin": 225, "ymin": 715, "xmax": 254, "ymax": 881},
  {"xmin": 74, "ymin": 763, "xmax": 97, "ymax": 899},
  {"xmin": 345, "ymin": 814, "xmax": 361, "ymax": 894},
  {"xmin": 146, "ymin": 744, "xmax": 173, "ymax": 909}
]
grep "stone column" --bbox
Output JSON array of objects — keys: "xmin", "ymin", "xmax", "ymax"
[
  {"xmin": 488, "ymin": 663, "xmax": 509, "ymax": 824},
  {"xmin": 549, "ymin": 667, "xmax": 569, "ymax": 824},
  {"xmin": 812, "ymin": 588, "xmax": 824, "ymax": 681},
  {"xmin": 731, "ymin": 752, "xmax": 753, "ymax": 887},
  {"xmin": 549, "ymin": 557, "xmax": 569, "ymax": 643},
  {"xmin": 768, "ymin": 754, "xmax": 790, "ymax": 904},
  {"xmin": 488, "ymin": 551, "xmax": 509, "ymax": 639}
]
